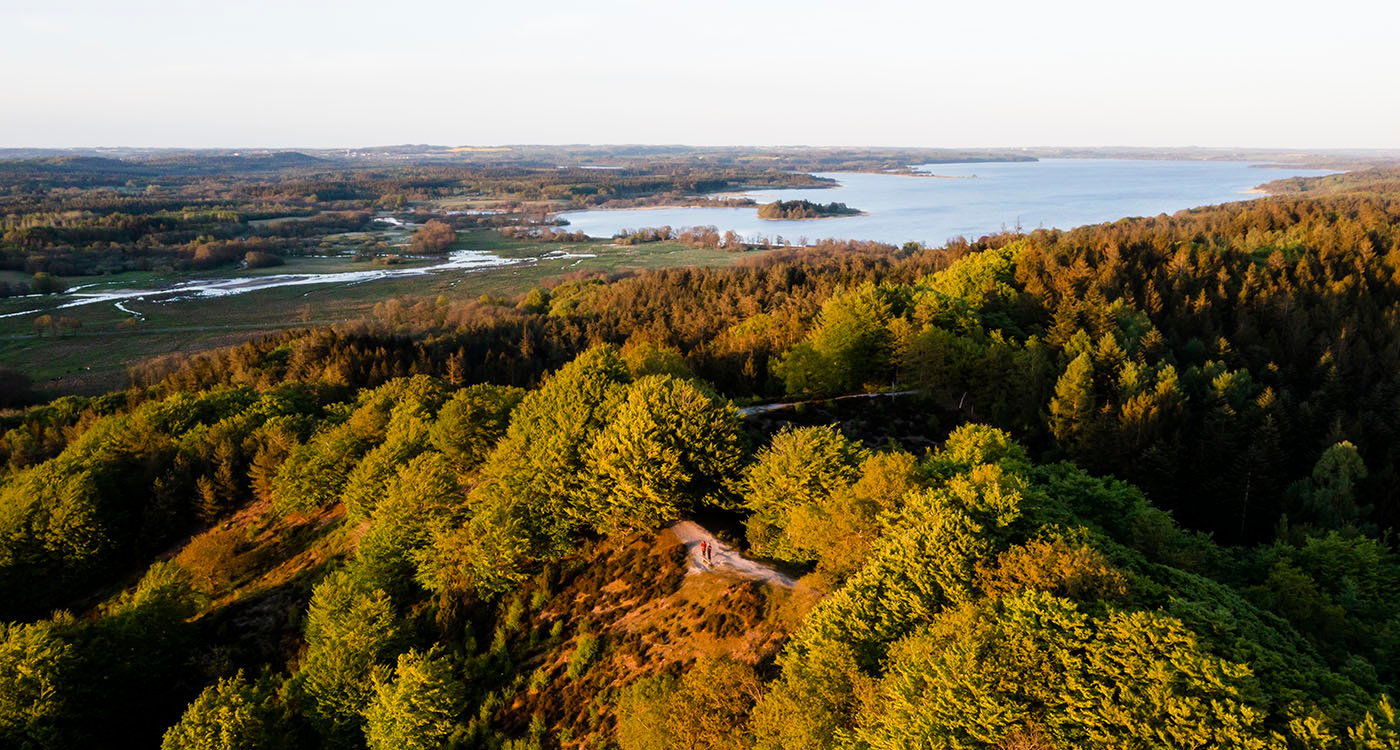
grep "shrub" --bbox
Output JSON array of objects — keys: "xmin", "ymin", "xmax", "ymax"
[{"xmin": 243, "ymin": 251, "xmax": 284, "ymax": 269}]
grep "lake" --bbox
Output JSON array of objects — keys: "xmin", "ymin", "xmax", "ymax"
[{"xmin": 555, "ymin": 159, "xmax": 1339, "ymax": 246}]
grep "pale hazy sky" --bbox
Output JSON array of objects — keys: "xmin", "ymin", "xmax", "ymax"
[{"xmin": 3, "ymin": 0, "xmax": 1397, "ymax": 149}]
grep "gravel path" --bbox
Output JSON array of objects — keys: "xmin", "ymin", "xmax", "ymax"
[
  {"xmin": 668, "ymin": 521, "xmax": 796, "ymax": 588},
  {"xmin": 735, "ymin": 389, "xmax": 922, "ymax": 417}
]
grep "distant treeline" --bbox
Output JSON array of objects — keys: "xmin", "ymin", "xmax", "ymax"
[
  {"xmin": 0, "ymin": 156, "xmax": 834, "ymax": 276},
  {"xmin": 1261, "ymin": 166, "xmax": 1400, "ymax": 196},
  {"xmin": 498, "ymin": 226, "xmax": 592, "ymax": 243},
  {"xmin": 611, "ymin": 225, "xmax": 747, "ymax": 249}
]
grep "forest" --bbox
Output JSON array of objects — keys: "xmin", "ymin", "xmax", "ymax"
[
  {"xmin": 5, "ymin": 160, "xmax": 1400, "ymax": 748},
  {"xmin": 755, "ymin": 200, "xmax": 861, "ymax": 220}
]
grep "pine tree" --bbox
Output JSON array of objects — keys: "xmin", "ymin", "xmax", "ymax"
[
  {"xmin": 1048, "ymin": 351, "xmax": 1098, "ymax": 459},
  {"xmin": 195, "ymin": 475, "xmax": 221, "ymax": 524}
]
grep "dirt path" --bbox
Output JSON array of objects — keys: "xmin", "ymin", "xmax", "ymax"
[
  {"xmin": 667, "ymin": 521, "xmax": 796, "ymax": 588},
  {"xmin": 735, "ymin": 389, "xmax": 922, "ymax": 417}
]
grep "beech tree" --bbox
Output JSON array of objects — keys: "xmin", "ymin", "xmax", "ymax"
[
  {"xmin": 427, "ymin": 384, "xmax": 525, "ymax": 471},
  {"xmin": 160, "ymin": 673, "xmax": 281, "ymax": 750},
  {"xmin": 0, "ymin": 616, "xmax": 76, "ymax": 749},
  {"xmin": 742, "ymin": 425, "xmax": 866, "ymax": 561},
  {"xmin": 470, "ymin": 345, "xmax": 630, "ymax": 551},
  {"xmin": 294, "ymin": 571, "xmax": 404, "ymax": 745},
  {"xmin": 584, "ymin": 374, "xmax": 744, "ymax": 533},
  {"xmin": 774, "ymin": 283, "xmax": 895, "ymax": 396},
  {"xmin": 355, "ymin": 453, "xmax": 463, "ymax": 598},
  {"xmin": 363, "ymin": 650, "xmax": 466, "ymax": 750},
  {"xmin": 616, "ymin": 658, "xmax": 763, "ymax": 750},
  {"xmin": 856, "ymin": 592, "xmax": 1273, "ymax": 749}
]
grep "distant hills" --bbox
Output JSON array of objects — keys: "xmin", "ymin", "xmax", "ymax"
[
  {"xmin": 4, "ymin": 145, "xmax": 1398, "ymax": 174},
  {"xmin": 0, "ymin": 150, "xmax": 327, "ymax": 174}
]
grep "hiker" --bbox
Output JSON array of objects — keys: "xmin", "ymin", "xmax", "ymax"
[
  {"xmin": 705, "ymin": 540, "xmax": 714, "ymax": 565},
  {"xmin": 699, "ymin": 540, "xmax": 709, "ymax": 566}
]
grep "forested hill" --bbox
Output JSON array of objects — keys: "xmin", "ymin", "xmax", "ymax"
[
  {"xmin": 125, "ymin": 189, "xmax": 1400, "ymax": 541},
  {"xmin": 6, "ymin": 186, "xmax": 1400, "ymax": 747}
]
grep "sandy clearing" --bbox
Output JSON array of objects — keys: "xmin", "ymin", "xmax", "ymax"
[{"xmin": 667, "ymin": 520, "xmax": 796, "ymax": 588}]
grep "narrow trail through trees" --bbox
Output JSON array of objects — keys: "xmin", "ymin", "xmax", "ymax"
[
  {"xmin": 735, "ymin": 389, "xmax": 922, "ymax": 417},
  {"xmin": 667, "ymin": 521, "xmax": 796, "ymax": 588}
]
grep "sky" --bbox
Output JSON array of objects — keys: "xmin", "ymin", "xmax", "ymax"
[{"xmin": 3, "ymin": 0, "xmax": 1398, "ymax": 150}]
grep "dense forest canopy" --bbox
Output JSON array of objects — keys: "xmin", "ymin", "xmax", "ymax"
[{"xmin": 4, "ymin": 158, "xmax": 1400, "ymax": 748}]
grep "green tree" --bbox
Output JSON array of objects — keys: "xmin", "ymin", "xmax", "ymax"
[
  {"xmin": 614, "ymin": 673, "xmax": 677, "ymax": 750},
  {"xmin": 774, "ymin": 283, "xmax": 895, "ymax": 396},
  {"xmin": 1048, "ymin": 351, "xmax": 1099, "ymax": 457},
  {"xmin": 781, "ymin": 449, "xmax": 919, "ymax": 581},
  {"xmin": 912, "ymin": 241, "xmax": 1026, "ymax": 334},
  {"xmin": 356, "ymin": 453, "xmax": 464, "ymax": 598},
  {"xmin": 471, "ymin": 346, "xmax": 629, "ymax": 553},
  {"xmin": 30, "ymin": 272, "xmax": 66, "ymax": 295},
  {"xmin": 1302, "ymin": 441, "xmax": 1370, "ymax": 530},
  {"xmin": 160, "ymin": 673, "xmax": 281, "ymax": 750},
  {"xmin": 427, "ymin": 384, "xmax": 525, "ymax": 471},
  {"xmin": 584, "ymin": 375, "xmax": 744, "ymax": 533},
  {"xmin": 0, "ymin": 461, "xmax": 113, "ymax": 617},
  {"xmin": 750, "ymin": 639, "xmax": 868, "ymax": 750},
  {"xmin": 271, "ymin": 427, "xmax": 368, "ymax": 516},
  {"xmin": 0, "ymin": 615, "xmax": 76, "ymax": 749},
  {"xmin": 79, "ymin": 562, "xmax": 202, "ymax": 747},
  {"xmin": 294, "ymin": 570, "xmax": 404, "ymax": 746},
  {"xmin": 619, "ymin": 338, "xmax": 694, "ymax": 380},
  {"xmin": 340, "ymin": 417, "xmax": 432, "ymax": 521},
  {"xmin": 615, "ymin": 658, "xmax": 762, "ymax": 750},
  {"xmin": 742, "ymin": 425, "xmax": 867, "ymax": 561},
  {"xmin": 516, "ymin": 286, "xmax": 550, "ymax": 314},
  {"xmin": 363, "ymin": 650, "xmax": 466, "ymax": 750},
  {"xmin": 1349, "ymin": 696, "xmax": 1400, "ymax": 748},
  {"xmin": 248, "ymin": 421, "xmax": 299, "ymax": 504},
  {"xmin": 272, "ymin": 377, "xmax": 447, "ymax": 517},
  {"xmin": 413, "ymin": 496, "xmax": 533, "ymax": 600},
  {"xmin": 855, "ymin": 592, "xmax": 1273, "ymax": 749}
]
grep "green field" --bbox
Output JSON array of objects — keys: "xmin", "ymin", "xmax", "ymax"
[{"xmin": 0, "ymin": 230, "xmax": 757, "ymax": 396}]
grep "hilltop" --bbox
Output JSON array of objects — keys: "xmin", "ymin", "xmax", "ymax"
[{"xmin": 4, "ymin": 164, "xmax": 1400, "ymax": 748}]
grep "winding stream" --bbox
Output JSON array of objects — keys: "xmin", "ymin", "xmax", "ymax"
[{"xmin": 0, "ymin": 248, "xmax": 523, "ymax": 320}]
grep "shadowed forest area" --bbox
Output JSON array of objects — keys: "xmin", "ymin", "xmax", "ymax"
[{"xmin": 5, "ymin": 156, "xmax": 1400, "ymax": 748}]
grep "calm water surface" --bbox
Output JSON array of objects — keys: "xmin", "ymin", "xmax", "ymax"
[{"xmin": 556, "ymin": 159, "xmax": 1338, "ymax": 246}]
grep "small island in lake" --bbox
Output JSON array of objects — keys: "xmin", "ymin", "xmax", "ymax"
[{"xmin": 756, "ymin": 199, "xmax": 863, "ymax": 220}]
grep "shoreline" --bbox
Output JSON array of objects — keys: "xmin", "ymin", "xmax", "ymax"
[
  {"xmin": 838, "ymin": 169, "xmax": 976, "ymax": 179},
  {"xmin": 583, "ymin": 202, "xmax": 756, "ymax": 213},
  {"xmin": 757, "ymin": 211, "xmax": 868, "ymax": 221}
]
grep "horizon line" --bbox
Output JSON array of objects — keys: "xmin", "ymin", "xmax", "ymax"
[{"xmin": 4, "ymin": 143, "xmax": 1400, "ymax": 154}]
